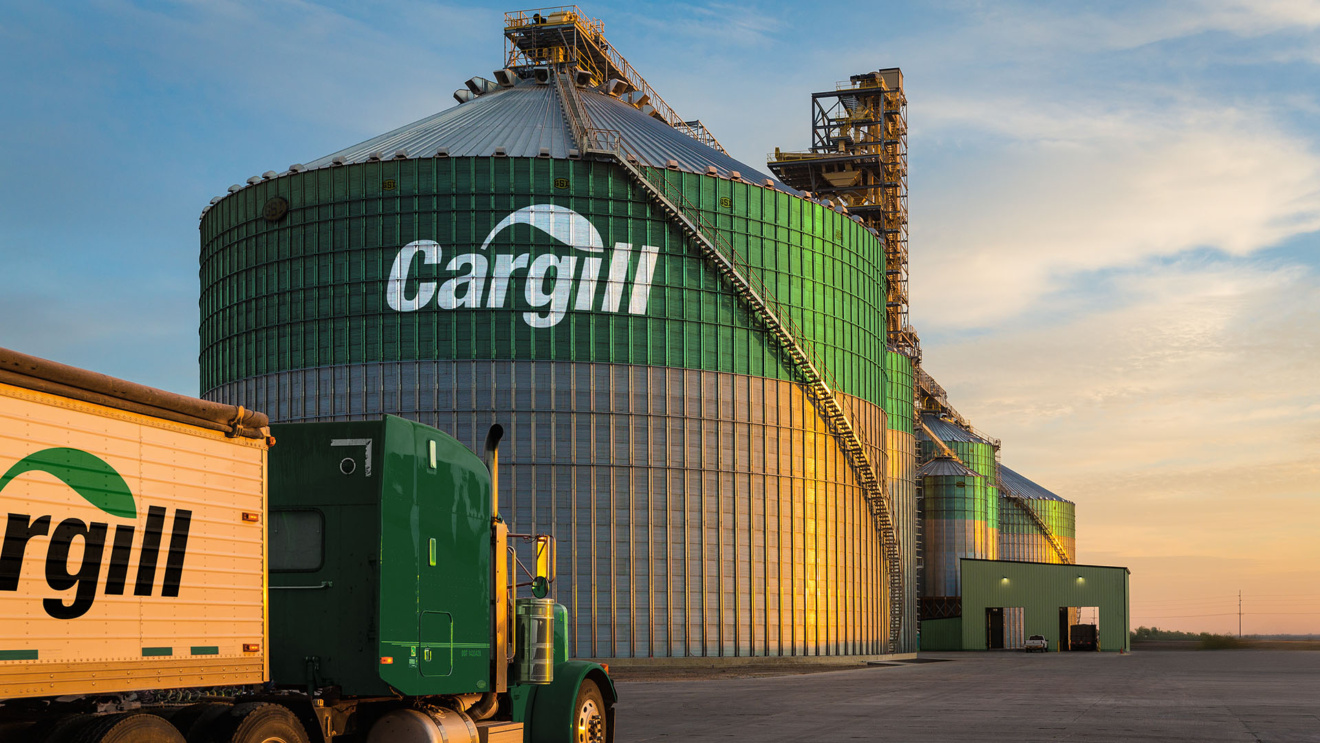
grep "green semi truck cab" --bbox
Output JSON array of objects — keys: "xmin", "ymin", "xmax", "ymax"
[
  {"xmin": 269, "ymin": 418, "xmax": 496, "ymax": 696},
  {"xmin": 266, "ymin": 416, "xmax": 615, "ymax": 742}
]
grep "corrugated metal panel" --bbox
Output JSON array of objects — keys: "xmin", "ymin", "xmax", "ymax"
[
  {"xmin": 998, "ymin": 463, "xmax": 1068, "ymax": 502},
  {"xmin": 578, "ymin": 93, "xmax": 782, "ymax": 184},
  {"xmin": 208, "ymin": 361, "xmax": 897, "ymax": 658},
  {"xmin": 918, "ymin": 457, "xmax": 977, "ymax": 478},
  {"xmin": 199, "ymin": 159, "xmax": 884, "ymax": 407},
  {"xmin": 918, "ymin": 617, "xmax": 962, "ymax": 651},
  {"xmin": 920, "ymin": 415, "xmax": 987, "ymax": 444},
  {"xmin": 921, "ymin": 472, "xmax": 997, "ymax": 597},
  {"xmin": 883, "ymin": 350, "xmax": 917, "ymax": 651},
  {"xmin": 999, "ymin": 496, "xmax": 1076, "ymax": 564},
  {"xmin": 305, "ymin": 84, "xmax": 572, "ymax": 166},
  {"xmin": 0, "ymin": 383, "xmax": 268, "ymax": 698},
  {"xmin": 302, "ymin": 80, "xmax": 791, "ymax": 189}
]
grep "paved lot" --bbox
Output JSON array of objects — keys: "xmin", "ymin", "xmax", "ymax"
[{"xmin": 613, "ymin": 650, "xmax": 1320, "ymax": 742}]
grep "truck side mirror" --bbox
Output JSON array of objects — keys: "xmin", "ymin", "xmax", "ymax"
[{"xmin": 532, "ymin": 535, "xmax": 555, "ymax": 598}]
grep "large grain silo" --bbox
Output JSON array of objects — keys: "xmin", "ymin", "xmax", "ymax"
[
  {"xmin": 199, "ymin": 9, "xmax": 912, "ymax": 657},
  {"xmin": 884, "ymin": 350, "xmax": 918, "ymax": 649}
]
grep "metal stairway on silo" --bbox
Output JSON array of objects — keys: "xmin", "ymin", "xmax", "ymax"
[
  {"xmin": 1011, "ymin": 496, "xmax": 1071, "ymax": 564},
  {"xmin": 554, "ymin": 71, "xmax": 906, "ymax": 652}
]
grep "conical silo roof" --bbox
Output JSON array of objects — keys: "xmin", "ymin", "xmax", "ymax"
[
  {"xmin": 998, "ymin": 464, "xmax": 1070, "ymax": 502},
  {"xmin": 920, "ymin": 415, "xmax": 991, "ymax": 445},
  {"xmin": 303, "ymin": 78, "xmax": 790, "ymax": 187},
  {"xmin": 918, "ymin": 457, "xmax": 979, "ymax": 478}
]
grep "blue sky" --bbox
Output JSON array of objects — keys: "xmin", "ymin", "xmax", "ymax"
[{"xmin": 2, "ymin": 0, "xmax": 1318, "ymax": 632}]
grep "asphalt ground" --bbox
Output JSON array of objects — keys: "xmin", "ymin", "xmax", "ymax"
[{"xmin": 612, "ymin": 650, "xmax": 1320, "ymax": 742}]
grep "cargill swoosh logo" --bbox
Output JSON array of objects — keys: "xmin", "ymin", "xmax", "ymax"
[
  {"xmin": 385, "ymin": 203, "xmax": 659, "ymax": 327},
  {"xmin": 479, "ymin": 204, "xmax": 604, "ymax": 253},
  {"xmin": 1, "ymin": 448, "xmax": 192, "ymax": 619},
  {"xmin": 0, "ymin": 448, "xmax": 137, "ymax": 518}
]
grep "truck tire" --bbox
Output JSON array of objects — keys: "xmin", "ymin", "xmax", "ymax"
[
  {"xmin": 71, "ymin": 713, "xmax": 185, "ymax": 743},
  {"xmin": 573, "ymin": 679, "xmax": 607, "ymax": 743},
  {"xmin": 169, "ymin": 703, "xmax": 232, "ymax": 742},
  {"xmin": 202, "ymin": 703, "xmax": 310, "ymax": 743},
  {"xmin": 21, "ymin": 714, "xmax": 87, "ymax": 743}
]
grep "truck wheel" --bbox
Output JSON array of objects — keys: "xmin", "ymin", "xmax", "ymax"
[
  {"xmin": 21, "ymin": 714, "xmax": 88, "ymax": 743},
  {"xmin": 204, "ymin": 703, "xmax": 310, "ymax": 743},
  {"xmin": 169, "ymin": 703, "xmax": 232, "ymax": 743},
  {"xmin": 573, "ymin": 679, "xmax": 607, "ymax": 743},
  {"xmin": 72, "ymin": 713, "xmax": 185, "ymax": 743}
]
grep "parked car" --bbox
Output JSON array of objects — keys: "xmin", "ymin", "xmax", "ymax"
[{"xmin": 1025, "ymin": 635, "xmax": 1049, "ymax": 652}]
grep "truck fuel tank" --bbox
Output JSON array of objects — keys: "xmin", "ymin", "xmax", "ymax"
[
  {"xmin": 366, "ymin": 707, "xmax": 477, "ymax": 743},
  {"xmin": 513, "ymin": 598, "xmax": 555, "ymax": 685}
]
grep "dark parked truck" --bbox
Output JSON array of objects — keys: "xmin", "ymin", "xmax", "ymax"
[
  {"xmin": 0, "ymin": 347, "xmax": 614, "ymax": 743},
  {"xmin": 1069, "ymin": 624, "xmax": 1099, "ymax": 652}
]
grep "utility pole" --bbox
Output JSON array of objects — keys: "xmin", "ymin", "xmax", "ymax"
[{"xmin": 1238, "ymin": 590, "xmax": 1242, "ymax": 637}]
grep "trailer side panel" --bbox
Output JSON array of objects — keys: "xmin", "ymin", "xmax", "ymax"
[{"xmin": 0, "ymin": 383, "xmax": 268, "ymax": 698}]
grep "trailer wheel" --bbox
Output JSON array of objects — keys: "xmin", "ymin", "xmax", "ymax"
[
  {"xmin": 203, "ymin": 703, "xmax": 310, "ymax": 743},
  {"xmin": 71, "ymin": 713, "xmax": 185, "ymax": 743},
  {"xmin": 573, "ymin": 679, "xmax": 607, "ymax": 743}
]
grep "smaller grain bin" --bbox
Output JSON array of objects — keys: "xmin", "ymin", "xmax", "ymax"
[
  {"xmin": 917, "ymin": 457, "xmax": 994, "ymax": 598},
  {"xmin": 997, "ymin": 464, "xmax": 1077, "ymax": 564}
]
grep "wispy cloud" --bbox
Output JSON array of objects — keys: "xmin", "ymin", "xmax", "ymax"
[
  {"xmin": 912, "ymin": 102, "xmax": 1320, "ymax": 329},
  {"xmin": 924, "ymin": 0, "xmax": 1320, "ymax": 56},
  {"xmin": 625, "ymin": 1, "xmax": 784, "ymax": 47}
]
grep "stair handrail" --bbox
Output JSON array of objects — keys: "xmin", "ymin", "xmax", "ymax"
[{"xmin": 573, "ymin": 123, "xmax": 904, "ymax": 650}]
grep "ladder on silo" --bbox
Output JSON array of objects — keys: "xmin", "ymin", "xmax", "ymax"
[{"xmin": 554, "ymin": 73, "xmax": 904, "ymax": 651}]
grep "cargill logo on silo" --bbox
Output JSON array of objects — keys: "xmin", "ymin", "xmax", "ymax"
[
  {"xmin": 385, "ymin": 204, "xmax": 659, "ymax": 328},
  {"xmin": 0, "ymin": 448, "xmax": 192, "ymax": 620}
]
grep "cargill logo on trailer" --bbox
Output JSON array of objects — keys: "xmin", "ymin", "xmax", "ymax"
[
  {"xmin": 0, "ymin": 448, "xmax": 191, "ymax": 620},
  {"xmin": 385, "ymin": 204, "xmax": 659, "ymax": 327}
]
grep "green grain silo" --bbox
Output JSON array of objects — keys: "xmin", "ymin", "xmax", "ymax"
[{"xmin": 199, "ymin": 19, "xmax": 913, "ymax": 656}]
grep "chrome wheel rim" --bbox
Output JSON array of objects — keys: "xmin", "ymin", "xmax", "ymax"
[{"xmin": 576, "ymin": 697, "xmax": 604, "ymax": 743}]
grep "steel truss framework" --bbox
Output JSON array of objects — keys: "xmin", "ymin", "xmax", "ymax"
[
  {"xmin": 503, "ymin": 6, "xmax": 726, "ymax": 152},
  {"xmin": 768, "ymin": 70, "xmax": 917, "ymax": 357}
]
